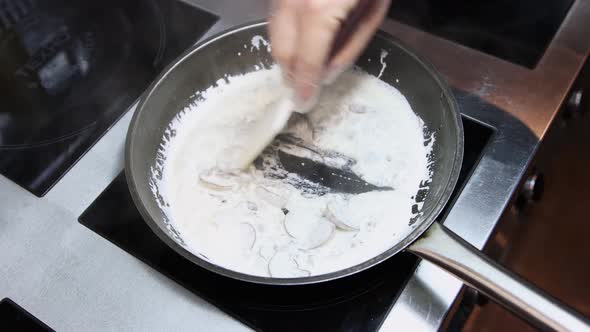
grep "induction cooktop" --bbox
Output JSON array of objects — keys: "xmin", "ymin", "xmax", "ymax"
[
  {"xmin": 0, "ymin": 0, "xmax": 217, "ymax": 196},
  {"xmin": 79, "ymin": 110, "xmax": 494, "ymax": 332}
]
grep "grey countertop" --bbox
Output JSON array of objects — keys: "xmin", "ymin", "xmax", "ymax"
[{"xmin": 0, "ymin": 0, "xmax": 551, "ymax": 331}]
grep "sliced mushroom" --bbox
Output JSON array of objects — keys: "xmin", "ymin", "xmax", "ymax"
[
  {"xmin": 258, "ymin": 245, "xmax": 276, "ymax": 261},
  {"xmin": 283, "ymin": 210, "xmax": 316, "ymax": 240},
  {"xmin": 255, "ymin": 185, "xmax": 289, "ymax": 208},
  {"xmin": 323, "ymin": 203, "xmax": 360, "ymax": 232},
  {"xmin": 305, "ymin": 221, "xmax": 335, "ymax": 250},
  {"xmin": 284, "ymin": 210, "xmax": 336, "ymax": 250},
  {"xmin": 215, "ymin": 219, "xmax": 257, "ymax": 252},
  {"xmin": 240, "ymin": 222, "xmax": 257, "ymax": 250},
  {"xmin": 199, "ymin": 168, "xmax": 236, "ymax": 191},
  {"xmin": 293, "ymin": 257, "xmax": 312, "ymax": 276},
  {"xmin": 282, "ymin": 215, "xmax": 295, "ymax": 238}
]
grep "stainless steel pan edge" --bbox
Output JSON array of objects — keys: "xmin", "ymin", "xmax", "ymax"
[{"xmin": 124, "ymin": 20, "xmax": 465, "ymax": 286}]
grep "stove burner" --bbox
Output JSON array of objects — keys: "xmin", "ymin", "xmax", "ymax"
[
  {"xmin": 0, "ymin": 0, "xmax": 163, "ymax": 147},
  {"xmin": 0, "ymin": 0, "xmax": 218, "ymax": 196},
  {"xmin": 79, "ymin": 112, "xmax": 494, "ymax": 332}
]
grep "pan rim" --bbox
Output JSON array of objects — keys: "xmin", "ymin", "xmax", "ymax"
[{"xmin": 125, "ymin": 20, "xmax": 464, "ymax": 285}]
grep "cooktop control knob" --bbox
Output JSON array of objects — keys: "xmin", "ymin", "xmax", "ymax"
[
  {"xmin": 517, "ymin": 171, "xmax": 545, "ymax": 209},
  {"xmin": 568, "ymin": 90, "xmax": 584, "ymax": 116},
  {"xmin": 523, "ymin": 172, "xmax": 545, "ymax": 202},
  {"xmin": 562, "ymin": 89, "xmax": 585, "ymax": 125}
]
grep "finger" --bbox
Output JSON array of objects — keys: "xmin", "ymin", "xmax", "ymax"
[
  {"xmin": 326, "ymin": 0, "xmax": 391, "ymax": 81},
  {"xmin": 268, "ymin": 0, "xmax": 300, "ymax": 79},
  {"xmin": 292, "ymin": 0, "xmax": 356, "ymax": 110}
]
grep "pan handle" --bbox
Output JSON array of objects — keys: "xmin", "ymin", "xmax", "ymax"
[{"xmin": 407, "ymin": 222, "xmax": 590, "ymax": 331}]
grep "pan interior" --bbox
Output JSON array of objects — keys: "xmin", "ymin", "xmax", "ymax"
[{"xmin": 126, "ymin": 22, "xmax": 462, "ymax": 284}]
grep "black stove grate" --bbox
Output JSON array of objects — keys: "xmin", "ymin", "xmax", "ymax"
[
  {"xmin": 79, "ymin": 113, "xmax": 493, "ymax": 331},
  {"xmin": 0, "ymin": 0, "xmax": 218, "ymax": 196}
]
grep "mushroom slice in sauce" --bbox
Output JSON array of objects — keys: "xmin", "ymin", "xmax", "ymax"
[
  {"xmin": 255, "ymin": 185, "xmax": 289, "ymax": 208},
  {"xmin": 198, "ymin": 168, "xmax": 236, "ymax": 191},
  {"xmin": 240, "ymin": 222, "xmax": 257, "ymax": 250},
  {"xmin": 284, "ymin": 209, "xmax": 336, "ymax": 250},
  {"xmin": 323, "ymin": 203, "xmax": 360, "ymax": 231},
  {"xmin": 305, "ymin": 221, "xmax": 335, "ymax": 250}
]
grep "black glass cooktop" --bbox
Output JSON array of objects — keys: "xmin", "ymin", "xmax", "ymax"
[
  {"xmin": 79, "ymin": 114, "xmax": 493, "ymax": 332},
  {"xmin": 1, "ymin": 298, "xmax": 54, "ymax": 332},
  {"xmin": 389, "ymin": 0, "xmax": 574, "ymax": 68},
  {"xmin": 0, "ymin": 0, "xmax": 217, "ymax": 196}
]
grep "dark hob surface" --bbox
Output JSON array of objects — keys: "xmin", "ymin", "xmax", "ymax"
[
  {"xmin": 79, "ymin": 114, "xmax": 493, "ymax": 332},
  {"xmin": 389, "ymin": 0, "xmax": 574, "ymax": 68},
  {"xmin": 0, "ymin": 0, "xmax": 217, "ymax": 196}
]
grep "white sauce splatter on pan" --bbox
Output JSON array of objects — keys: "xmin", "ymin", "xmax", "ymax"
[
  {"xmin": 250, "ymin": 35, "xmax": 271, "ymax": 52},
  {"xmin": 378, "ymin": 50, "xmax": 388, "ymax": 79}
]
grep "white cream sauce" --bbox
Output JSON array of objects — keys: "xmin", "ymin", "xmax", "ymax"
[{"xmin": 153, "ymin": 66, "xmax": 433, "ymax": 278}]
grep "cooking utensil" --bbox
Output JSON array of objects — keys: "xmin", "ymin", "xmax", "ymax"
[
  {"xmin": 229, "ymin": 96, "xmax": 294, "ymax": 169},
  {"xmin": 125, "ymin": 22, "xmax": 590, "ymax": 331},
  {"xmin": 232, "ymin": 0, "xmax": 379, "ymax": 170}
]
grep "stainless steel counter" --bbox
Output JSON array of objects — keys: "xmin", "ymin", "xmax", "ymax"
[{"xmin": 0, "ymin": 0, "xmax": 586, "ymax": 331}]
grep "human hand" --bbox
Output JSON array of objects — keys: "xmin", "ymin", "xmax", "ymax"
[{"xmin": 269, "ymin": 0, "xmax": 391, "ymax": 111}]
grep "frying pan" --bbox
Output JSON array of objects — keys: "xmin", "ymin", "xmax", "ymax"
[{"xmin": 125, "ymin": 22, "xmax": 589, "ymax": 331}]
